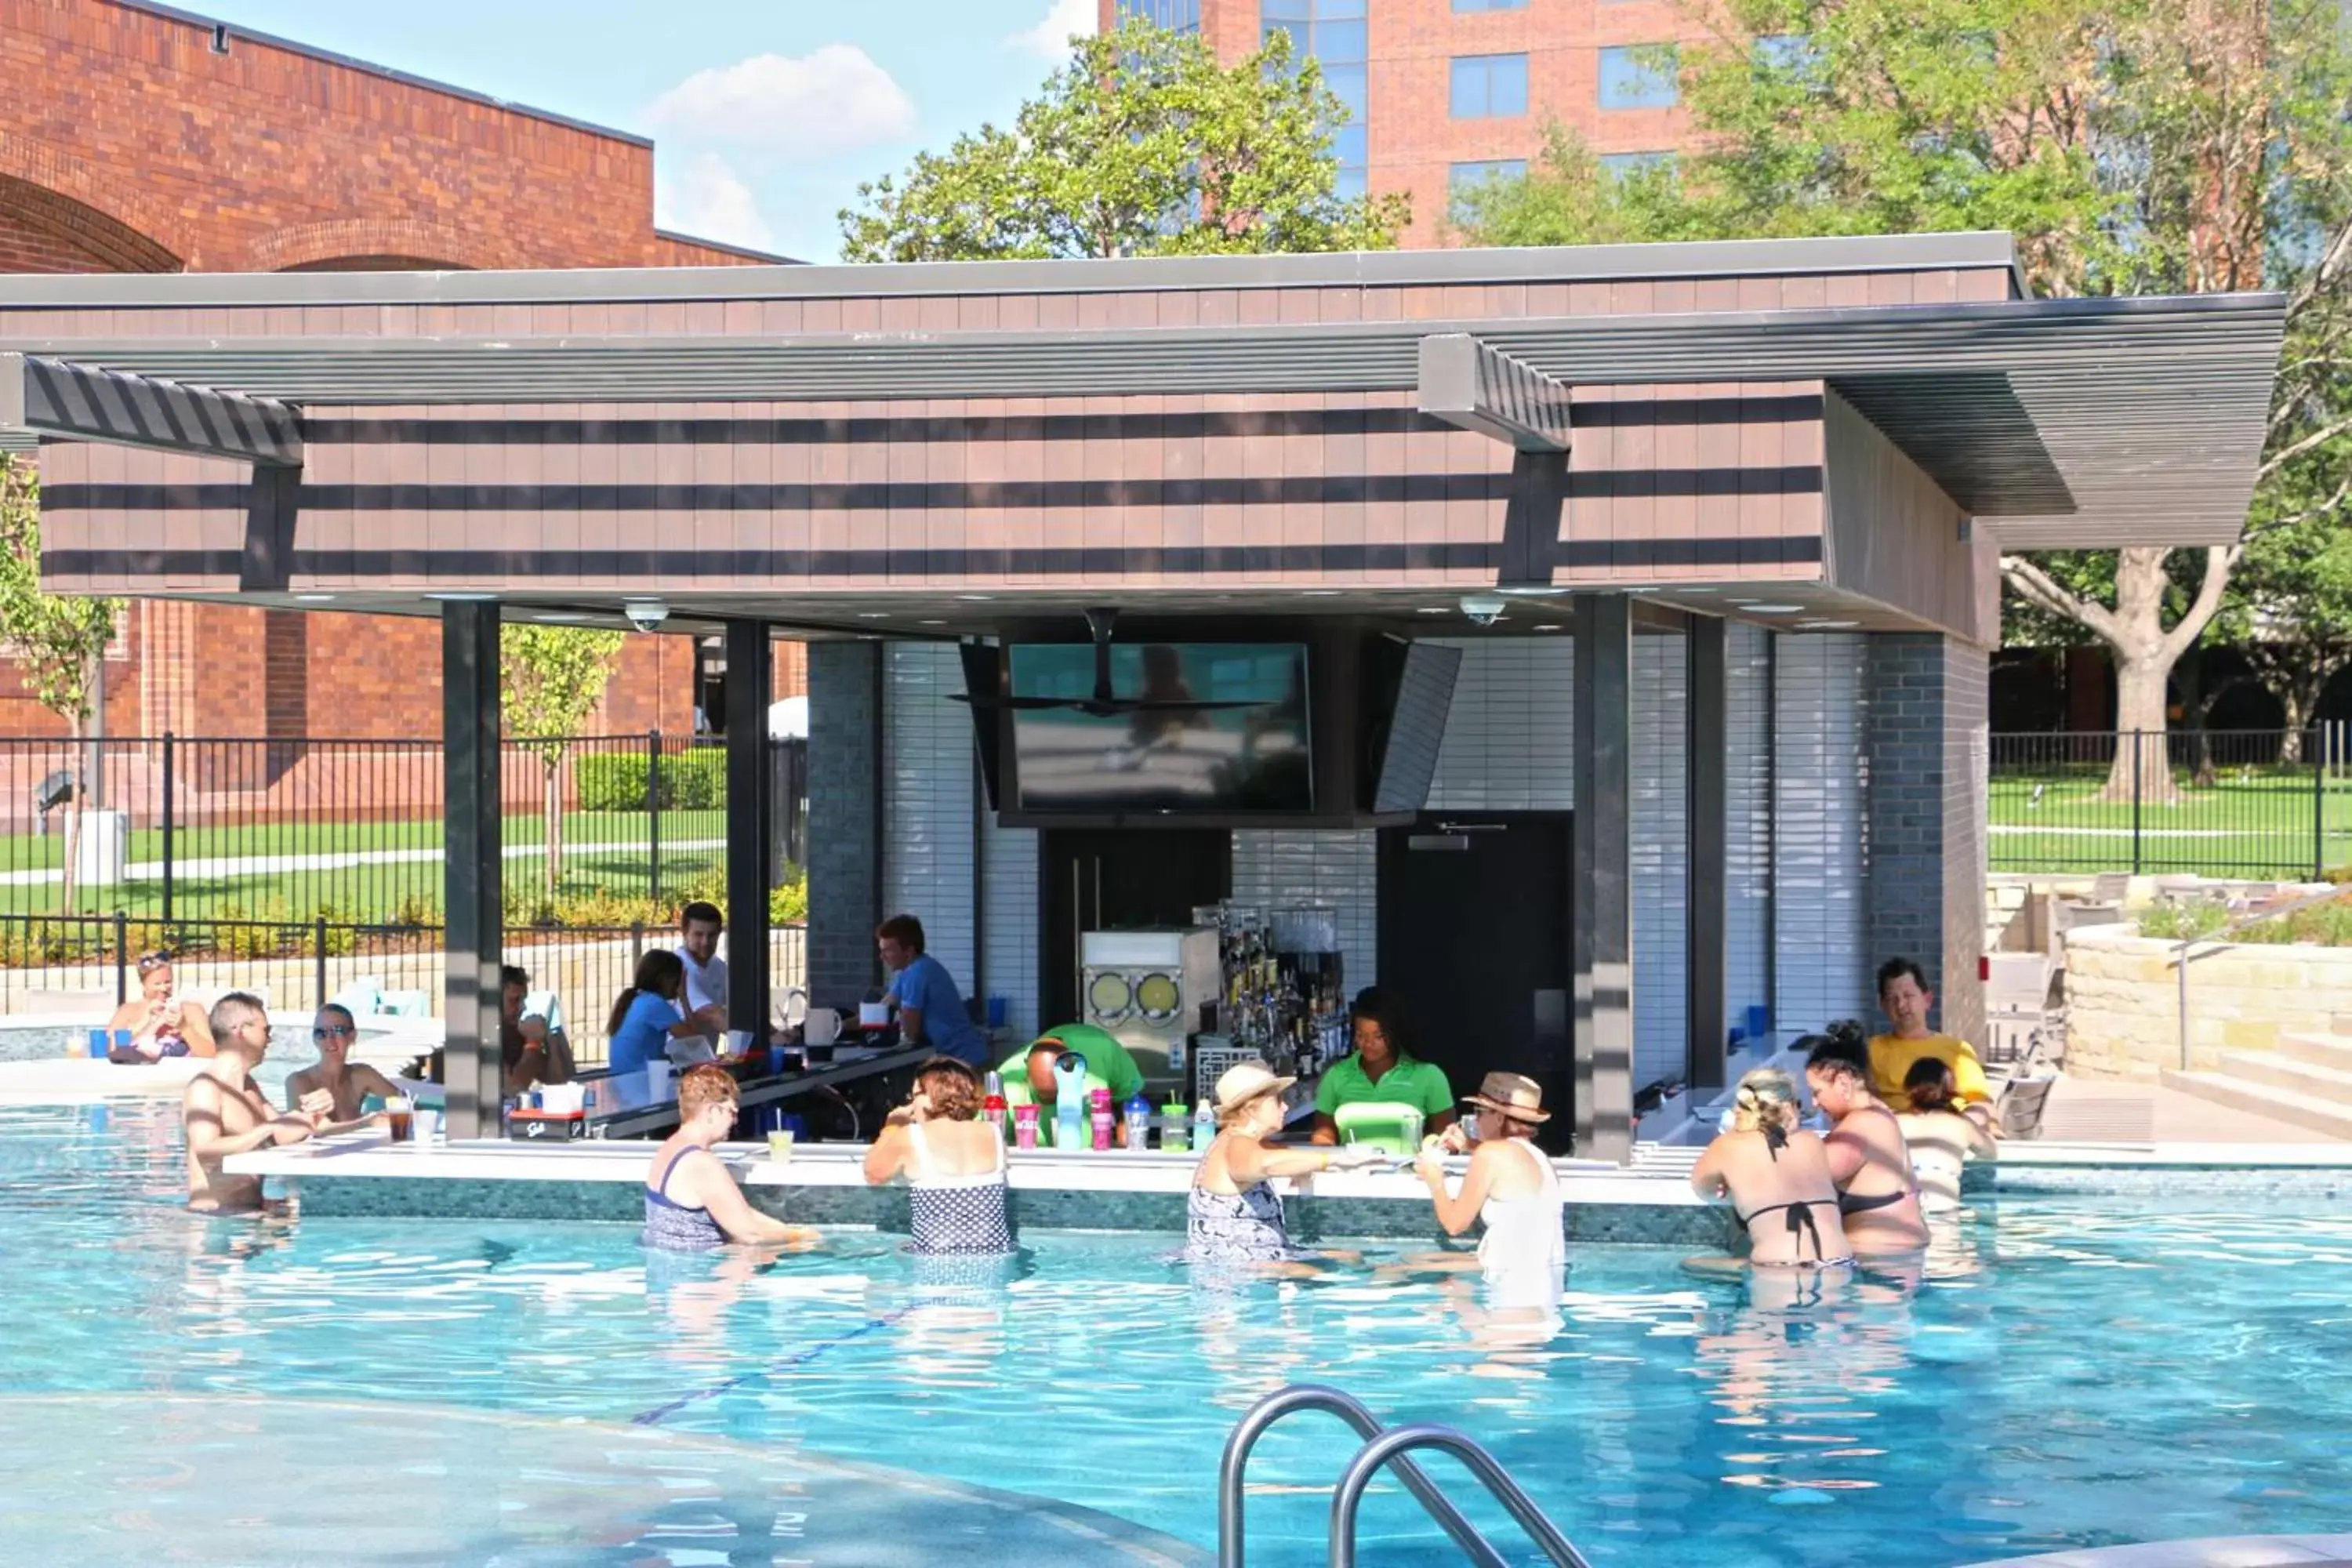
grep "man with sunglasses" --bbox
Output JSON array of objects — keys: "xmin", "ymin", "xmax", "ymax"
[{"xmin": 282, "ymin": 1004, "xmax": 401, "ymax": 1123}]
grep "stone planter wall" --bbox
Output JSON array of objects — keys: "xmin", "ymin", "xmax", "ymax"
[{"xmin": 2061, "ymin": 924, "xmax": 2352, "ymax": 1080}]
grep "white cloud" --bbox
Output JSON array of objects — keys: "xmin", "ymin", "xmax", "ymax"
[
  {"xmin": 1008, "ymin": 0, "xmax": 1098, "ymax": 59},
  {"xmin": 644, "ymin": 45, "xmax": 916, "ymax": 158},
  {"xmin": 655, "ymin": 152, "xmax": 775, "ymax": 251}
]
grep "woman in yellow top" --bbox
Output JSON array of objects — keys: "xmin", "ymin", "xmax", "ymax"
[{"xmin": 1868, "ymin": 958, "xmax": 1993, "ymax": 1125}]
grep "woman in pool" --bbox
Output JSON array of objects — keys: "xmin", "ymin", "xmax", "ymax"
[
  {"xmin": 1412, "ymin": 1071, "xmax": 1564, "ymax": 1299},
  {"xmin": 105, "ymin": 953, "xmax": 215, "ymax": 1061},
  {"xmin": 1189, "ymin": 1062, "xmax": 1381, "ymax": 1265},
  {"xmin": 1689, "ymin": 1067, "xmax": 1853, "ymax": 1268},
  {"xmin": 1897, "ymin": 1057, "xmax": 1998, "ymax": 1213},
  {"xmin": 863, "ymin": 1056, "xmax": 1014, "ymax": 1257},
  {"xmin": 1803, "ymin": 1029, "xmax": 1931, "ymax": 1257},
  {"xmin": 643, "ymin": 1063, "xmax": 821, "ymax": 1251}
]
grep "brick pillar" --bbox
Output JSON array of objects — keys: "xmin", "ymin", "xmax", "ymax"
[
  {"xmin": 1864, "ymin": 635, "xmax": 1989, "ymax": 1049},
  {"xmin": 808, "ymin": 641, "xmax": 882, "ymax": 1007}
]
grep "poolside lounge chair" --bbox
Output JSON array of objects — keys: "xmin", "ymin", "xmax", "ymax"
[{"xmin": 1995, "ymin": 1076, "xmax": 2056, "ymax": 1139}]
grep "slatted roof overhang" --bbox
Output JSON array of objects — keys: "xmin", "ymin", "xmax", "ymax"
[{"xmin": 3, "ymin": 291, "xmax": 2283, "ymax": 550}]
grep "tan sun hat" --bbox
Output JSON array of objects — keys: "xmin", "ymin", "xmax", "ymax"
[
  {"xmin": 1213, "ymin": 1060, "xmax": 1297, "ymax": 1117},
  {"xmin": 1461, "ymin": 1071, "xmax": 1550, "ymax": 1123}
]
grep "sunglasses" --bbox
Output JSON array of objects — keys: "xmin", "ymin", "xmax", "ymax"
[
  {"xmin": 136, "ymin": 954, "xmax": 172, "ymax": 974},
  {"xmin": 312, "ymin": 1025, "xmax": 356, "ymax": 1040}
]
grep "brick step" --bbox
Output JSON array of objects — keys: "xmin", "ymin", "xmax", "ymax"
[
  {"xmin": 2160, "ymin": 1069, "xmax": 2352, "ymax": 1141},
  {"xmin": 2211, "ymin": 1050, "xmax": 2352, "ymax": 1104},
  {"xmin": 2277, "ymin": 1033, "xmax": 2352, "ymax": 1072}
]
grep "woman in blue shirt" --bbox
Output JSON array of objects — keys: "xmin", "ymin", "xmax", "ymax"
[
  {"xmin": 605, "ymin": 951, "xmax": 696, "ymax": 1076},
  {"xmin": 877, "ymin": 914, "xmax": 989, "ymax": 1067}
]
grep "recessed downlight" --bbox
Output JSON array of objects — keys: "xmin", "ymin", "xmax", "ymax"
[
  {"xmin": 424, "ymin": 591, "xmax": 498, "ymax": 602},
  {"xmin": 1534, "ymin": 623, "xmax": 1564, "ymax": 631},
  {"xmin": 294, "ymin": 593, "xmax": 336, "ymax": 602},
  {"xmin": 1798, "ymin": 619, "xmax": 1860, "ymax": 629},
  {"xmin": 1740, "ymin": 604, "xmax": 1804, "ymax": 613},
  {"xmin": 1415, "ymin": 607, "xmax": 1449, "ymax": 615},
  {"xmin": 533, "ymin": 612, "xmax": 588, "ymax": 623}
]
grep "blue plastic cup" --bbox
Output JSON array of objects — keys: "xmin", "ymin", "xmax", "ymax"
[
  {"xmin": 768, "ymin": 1045, "xmax": 786, "ymax": 1076},
  {"xmin": 112, "ymin": 1029, "xmax": 134, "ymax": 1053},
  {"xmin": 85, "ymin": 1028, "xmax": 108, "ymax": 1059},
  {"xmin": 986, "ymin": 995, "xmax": 1010, "ymax": 1029}
]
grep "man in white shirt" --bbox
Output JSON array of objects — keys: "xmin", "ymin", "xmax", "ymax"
[{"xmin": 675, "ymin": 901, "xmax": 728, "ymax": 1051}]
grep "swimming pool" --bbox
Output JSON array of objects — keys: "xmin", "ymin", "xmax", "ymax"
[{"xmin": 5, "ymin": 1098, "xmax": 2349, "ymax": 1566}]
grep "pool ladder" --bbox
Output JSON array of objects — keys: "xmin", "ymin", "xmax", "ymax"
[{"xmin": 1218, "ymin": 1383, "xmax": 1594, "ymax": 1568}]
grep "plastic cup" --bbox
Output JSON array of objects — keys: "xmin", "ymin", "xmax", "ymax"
[
  {"xmin": 85, "ymin": 1028, "xmax": 107, "ymax": 1060},
  {"xmin": 111, "ymin": 1028, "xmax": 134, "ymax": 1054},
  {"xmin": 1014, "ymin": 1103, "xmax": 1040, "ymax": 1151},
  {"xmin": 767, "ymin": 1128, "xmax": 794, "ymax": 1163},
  {"xmin": 385, "ymin": 1095, "xmax": 414, "ymax": 1143},
  {"xmin": 768, "ymin": 1045, "xmax": 787, "ymax": 1076},
  {"xmin": 413, "ymin": 1108, "xmax": 441, "ymax": 1143}
]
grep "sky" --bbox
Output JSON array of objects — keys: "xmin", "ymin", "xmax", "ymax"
[{"xmin": 196, "ymin": 0, "xmax": 1100, "ymax": 263}]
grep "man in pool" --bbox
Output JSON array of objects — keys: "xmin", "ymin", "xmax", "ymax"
[
  {"xmin": 183, "ymin": 993, "xmax": 328, "ymax": 1214},
  {"xmin": 282, "ymin": 1004, "xmax": 401, "ymax": 1122},
  {"xmin": 1867, "ymin": 957, "xmax": 1994, "ymax": 1129}
]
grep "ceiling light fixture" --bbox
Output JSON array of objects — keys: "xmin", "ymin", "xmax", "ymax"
[
  {"xmin": 423, "ymin": 591, "xmax": 497, "ymax": 602},
  {"xmin": 1798, "ymin": 619, "xmax": 1860, "ymax": 630},
  {"xmin": 293, "ymin": 593, "xmax": 336, "ymax": 603},
  {"xmin": 533, "ymin": 612, "xmax": 588, "ymax": 623},
  {"xmin": 1740, "ymin": 604, "xmax": 1804, "ymax": 613},
  {"xmin": 1534, "ymin": 623, "xmax": 1564, "ymax": 632}
]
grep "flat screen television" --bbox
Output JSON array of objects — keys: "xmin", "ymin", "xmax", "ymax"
[{"xmin": 1008, "ymin": 642, "xmax": 1313, "ymax": 811}]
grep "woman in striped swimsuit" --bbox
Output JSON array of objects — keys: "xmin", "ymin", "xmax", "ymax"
[{"xmin": 644, "ymin": 1063, "xmax": 823, "ymax": 1252}]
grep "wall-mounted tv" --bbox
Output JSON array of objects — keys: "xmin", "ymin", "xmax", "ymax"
[{"xmin": 1008, "ymin": 642, "xmax": 1313, "ymax": 811}]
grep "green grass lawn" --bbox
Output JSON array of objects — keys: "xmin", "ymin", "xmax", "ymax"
[
  {"xmin": 0, "ymin": 809, "xmax": 729, "ymax": 922},
  {"xmin": 1990, "ymin": 765, "xmax": 2352, "ymax": 877}
]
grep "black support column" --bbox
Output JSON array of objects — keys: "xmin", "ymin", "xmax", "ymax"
[
  {"xmin": 441, "ymin": 601, "xmax": 503, "ymax": 1139},
  {"xmin": 724, "ymin": 620, "xmax": 774, "ymax": 1038},
  {"xmin": 1686, "ymin": 616, "xmax": 1728, "ymax": 1095},
  {"xmin": 1573, "ymin": 594, "xmax": 1635, "ymax": 1162}
]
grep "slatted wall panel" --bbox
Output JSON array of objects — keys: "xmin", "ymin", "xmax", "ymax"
[
  {"xmin": 1773, "ymin": 632, "xmax": 1869, "ymax": 1039},
  {"xmin": 980, "ymin": 811, "xmax": 1040, "ymax": 1042},
  {"xmin": 1631, "ymin": 632, "xmax": 1689, "ymax": 1090},
  {"xmin": 882, "ymin": 643, "xmax": 978, "ymax": 996},
  {"xmin": 1725, "ymin": 622, "xmax": 1776, "ymax": 1048}
]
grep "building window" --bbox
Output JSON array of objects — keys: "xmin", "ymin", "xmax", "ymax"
[
  {"xmin": 1754, "ymin": 33, "xmax": 1822, "ymax": 77},
  {"xmin": 1598, "ymin": 45, "xmax": 1679, "ymax": 110},
  {"xmin": 1450, "ymin": 53, "xmax": 1530, "ymax": 118},
  {"xmin": 1450, "ymin": 159, "xmax": 1529, "ymax": 191},
  {"xmin": 1598, "ymin": 150, "xmax": 1675, "ymax": 178},
  {"xmin": 1264, "ymin": 0, "xmax": 1370, "ymax": 196},
  {"xmin": 1115, "ymin": 0, "xmax": 1201, "ymax": 30},
  {"xmin": 1452, "ymin": 0, "xmax": 1528, "ymax": 9}
]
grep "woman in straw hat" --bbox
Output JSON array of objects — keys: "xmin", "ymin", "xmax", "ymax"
[
  {"xmin": 1688, "ymin": 1066, "xmax": 1853, "ymax": 1269},
  {"xmin": 1189, "ymin": 1061, "xmax": 1384, "ymax": 1265},
  {"xmin": 1411, "ymin": 1072, "xmax": 1565, "ymax": 1293}
]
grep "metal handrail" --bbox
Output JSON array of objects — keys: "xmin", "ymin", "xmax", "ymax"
[
  {"xmin": 1330, "ymin": 1424, "xmax": 1594, "ymax": 1568},
  {"xmin": 1218, "ymin": 1384, "xmax": 1501, "ymax": 1568}
]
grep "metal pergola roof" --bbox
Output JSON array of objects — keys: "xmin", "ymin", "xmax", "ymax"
[{"xmin": 0, "ymin": 291, "xmax": 2284, "ymax": 548}]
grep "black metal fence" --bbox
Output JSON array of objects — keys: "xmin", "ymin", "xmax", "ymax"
[
  {"xmin": 0, "ymin": 911, "xmax": 809, "ymax": 1065},
  {"xmin": 1989, "ymin": 728, "xmax": 2352, "ymax": 877},
  {"xmin": 0, "ymin": 731, "xmax": 808, "ymax": 924}
]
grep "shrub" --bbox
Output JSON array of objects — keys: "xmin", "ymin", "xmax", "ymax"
[
  {"xmin": 772, "ymin": 872, "xmax": 808, "ymax": 925},
  {"xmin": 575, "ymin": 749, "xmax": 728, "ymax": 812}
]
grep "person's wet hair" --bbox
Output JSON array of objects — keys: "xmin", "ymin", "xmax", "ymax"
[
  {"xmin": 1904, "ymin": 1056, "xmax": 1959, "ymax": 1113},
  {"xmin": 1800, "ymin": 1019, "xmax": 1871, "ymax": 1081}
]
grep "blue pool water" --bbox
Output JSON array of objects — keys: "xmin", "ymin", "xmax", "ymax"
[{"xmin": 5, "ymin": 1098, "xmax": 2351, "ymax": 1566}]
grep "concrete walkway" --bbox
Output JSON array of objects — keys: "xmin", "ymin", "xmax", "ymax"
[{"xmin": 2036, "ymin": 1075, "xmax": 2347, "ymax": 1143}]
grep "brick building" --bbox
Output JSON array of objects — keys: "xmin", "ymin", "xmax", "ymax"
[
  {"xmin": 0, "ymin": 0, "xmax": 804, "ymax": 739},
  {"xmin": 1107, "ymin": 0, "xmax": 1705, "ymax": 247}
]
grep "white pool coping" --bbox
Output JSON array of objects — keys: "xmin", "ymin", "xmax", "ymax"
[
  {"xmin": 1967, "ymin": 1533, "xmax": 2352, "ymax": 1566},
  {"xmin": 227, "ymin": 1134, "xmax": 1709, "ymax": 1207}
]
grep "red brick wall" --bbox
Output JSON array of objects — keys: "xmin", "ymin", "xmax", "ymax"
[
  {"xmin": 0, "ymin": 0, "xmax": 785, "ymax": 739},
  {"xmin": 1115, "ymin": 0, "xmax": 1719, "ymax": 248}
]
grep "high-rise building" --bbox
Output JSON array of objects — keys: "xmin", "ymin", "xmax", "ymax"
[{"xmin": 1103, "ymin": 0, "xmax": 1709, "ymax": 245}]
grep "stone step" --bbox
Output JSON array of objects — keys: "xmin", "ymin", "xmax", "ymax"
[
  {"xmin": 2160, "ymin": 1069, "xmax": 2352, "ymax": 1141},
  {"xmin": 2213, "ymin": 1050, "xmax": 2352, "ymax": 1104},
  {"xmin": 2276, "ymin": 1032, "xmax": 2352, "ymax": 1072}
]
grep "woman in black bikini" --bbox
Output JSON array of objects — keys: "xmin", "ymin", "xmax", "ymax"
[
  {"xmin": 1802, "ymin": 1028, "xmax": 1931, "ymax": 1258},
  {"xmin": 1690, "ymin": 1068, "xmax": 1853, "ymax": 1268}
]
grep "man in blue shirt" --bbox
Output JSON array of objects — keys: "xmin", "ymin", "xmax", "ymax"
[{"xmin": 877, "ymin": 914, "xmax": 989, "ymax": 1067}]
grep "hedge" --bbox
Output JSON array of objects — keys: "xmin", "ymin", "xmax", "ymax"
[{"xmin": 574, "ymin": 750, "xmax": 728, "ymax": 811}]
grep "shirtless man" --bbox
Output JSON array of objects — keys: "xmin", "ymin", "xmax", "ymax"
[
  {"xmin": 183, "ymin": 992, "xmax": 321, "ymax": 1214},
  {"xmin": 283, "ymin": 1004, "xmax": 400, "ymax": 1122}
]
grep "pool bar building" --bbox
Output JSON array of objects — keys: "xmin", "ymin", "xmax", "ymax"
[{"xmin": 0, "ymin": 233, "xmax": 2283, "ymax": 1152}]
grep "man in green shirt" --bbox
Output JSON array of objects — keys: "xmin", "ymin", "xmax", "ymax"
[
  {"xmin": 996, "ymin": 1023, "xmax": 1145, "ymax": 1147},
  {"xmin": 1308, "ymin": 989, "xmax": 1456, "ymax": 1145}
]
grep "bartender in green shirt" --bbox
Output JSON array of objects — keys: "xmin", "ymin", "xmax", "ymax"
[
  {"xmin": 996, "ymin": 1022, "xmax": 1146, "ymax": 1147},
  {"xmin": 1308, "ymin": 988, "xmax": 1456, "ymax": 1145}
]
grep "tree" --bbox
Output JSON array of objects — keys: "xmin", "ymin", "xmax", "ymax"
[
  {"xmin": 2219, "ymin": 419, "xmax": 2352, "ymax": 760},
  {"xmin": 500, "ymin": 625, "xmax": 625, "ymax": 903},
  {"xmin": 0, "ymin": 456, "xmax": 123, "ymax": 915},
  {"xmin": 840, "ymin": 18, "xmax": 1408, "ymax": 262},
  {"xmin": 1456, "ymin": 0, "xmax": 2352, "ymax": 804}
]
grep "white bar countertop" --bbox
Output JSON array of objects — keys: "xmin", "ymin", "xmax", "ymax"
[{"xmin": 229, "ymin": 1133, "xmax": 1711, "ymax": 1207}]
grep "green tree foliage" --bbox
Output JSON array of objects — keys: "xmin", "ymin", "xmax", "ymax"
[
  {"xmin": 0, "ymin": 456, "xmax": 123, "ymax": 913},
  {"xmin": 500, "ymin": 625, "xmax": 625, "ymax": 895},
  {"xmin": 1455, "ymin": 0, "xmax": 2352, "ymax": 801},
  {"xmin": 840, "ymin": 18, "xmax": 1408, "ymax": 261}
]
